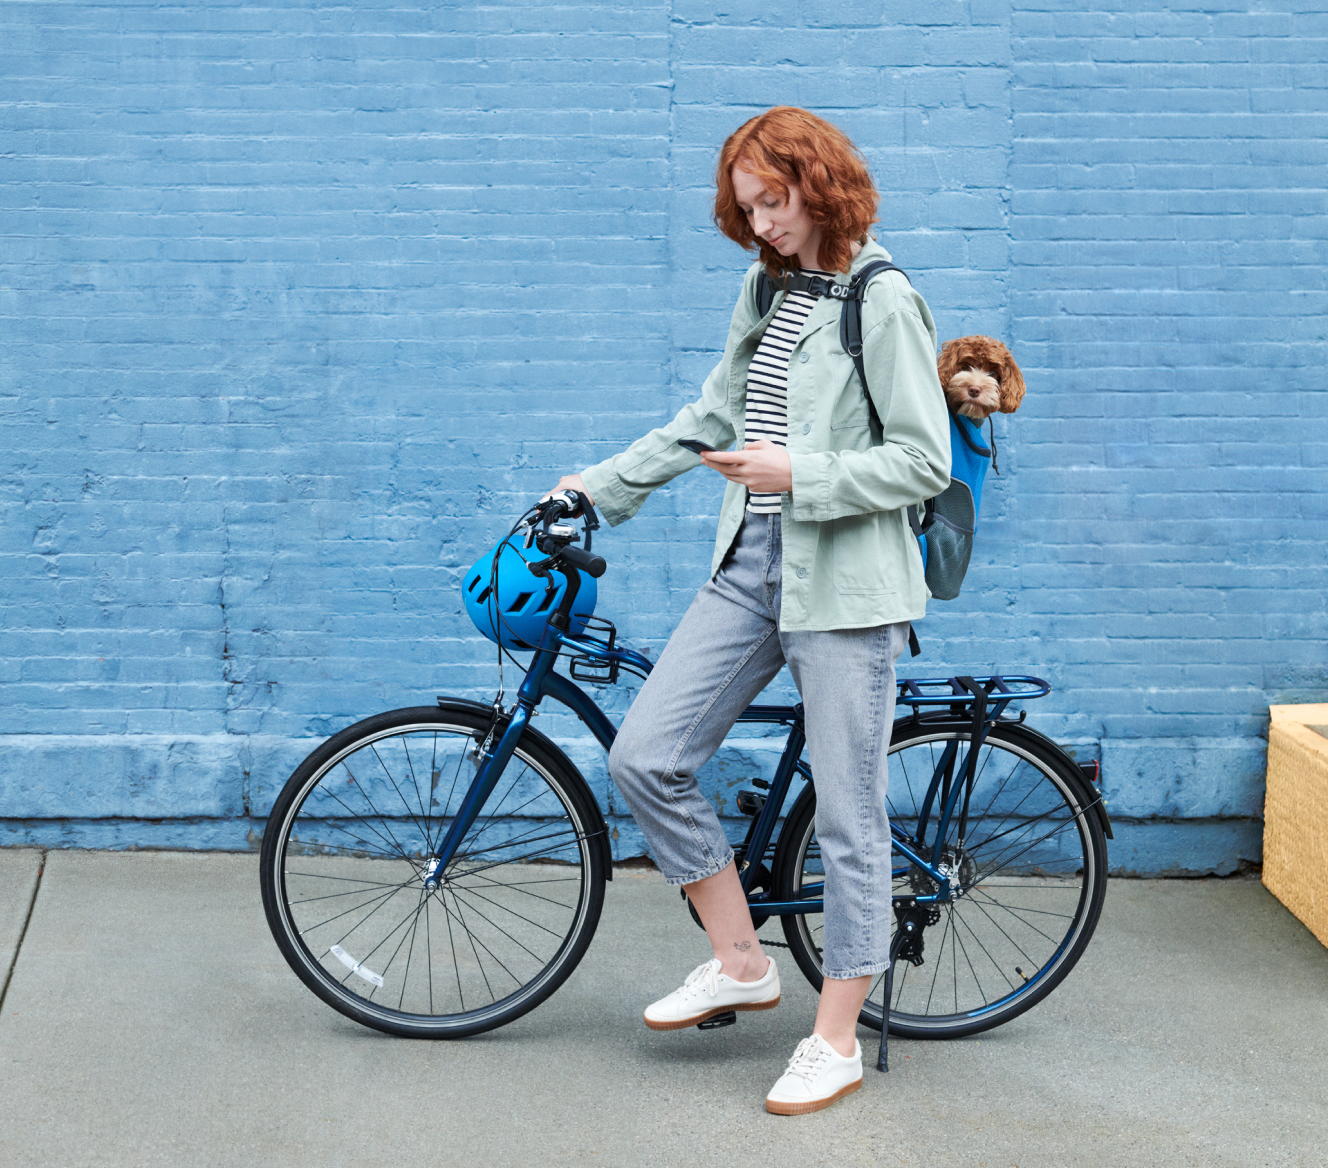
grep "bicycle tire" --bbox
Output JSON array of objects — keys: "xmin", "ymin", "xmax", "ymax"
[
  {"xmin": 772, "ymin": 721, "xmax": 1107, "ymax": 1039},
  {"xmin": 260, "ymin": 702, "xmax": 608, "ymax": 1038}
]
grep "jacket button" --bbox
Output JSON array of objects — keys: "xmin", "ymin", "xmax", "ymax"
[
  {"xmin": 796, "ymin": 566, "xmax": 808, "ymax": 579},
  {"xmin": 799, "ymin": 351, "xmax": 810, "ymax": 363},
  {"xmin": 802, "ymin": 423, "xmax": 811, "ymax": 435}
]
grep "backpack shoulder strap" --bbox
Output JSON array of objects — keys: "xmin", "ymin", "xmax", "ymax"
[
  {"xmin": 839, "ymin": 260, "xmax": 911, "ymax": 397},
  {"xmin": 839, "ymin": 260, "xmax": 911, "ymax": 436},
  {"xmin": 754, "ymin": 269, "xmax": 776, "ymax": 319}
]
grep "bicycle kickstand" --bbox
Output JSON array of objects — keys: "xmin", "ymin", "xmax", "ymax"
[{"xmin": 876, "ymin": 960, "xmax": 894, "ymax": 1072}]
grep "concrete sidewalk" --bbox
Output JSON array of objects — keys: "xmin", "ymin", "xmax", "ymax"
[{"xmin": 0, "ymin": 851, "xmax": 1324, "ymax": 1167}]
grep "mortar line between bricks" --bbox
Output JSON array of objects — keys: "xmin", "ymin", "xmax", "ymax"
[{"xmin": 0, "ymin": 848, "xmax": 47, "ymax": 1017}]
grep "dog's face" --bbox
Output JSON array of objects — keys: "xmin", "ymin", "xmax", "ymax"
[
  {"xmin": 937, "ymin": 336, "xmax": 1026, "ymax": 422},
  {"xmin": 947, "ymin": 368, "xmax": 1001, "ymax": 420}
]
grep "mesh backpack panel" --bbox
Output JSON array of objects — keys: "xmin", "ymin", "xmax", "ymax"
[{"xmin": 917, "ymin": 413, "xmax": 991, "ymax": 601}]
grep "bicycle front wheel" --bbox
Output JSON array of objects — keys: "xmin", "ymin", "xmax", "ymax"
[
  {"xmin": 773, "ymin": 721, "xmax": 1107, "ymax": 1039},
  {"xmin": 260, "ymin": 702, "xmax": 608, "ymax": 1038}
]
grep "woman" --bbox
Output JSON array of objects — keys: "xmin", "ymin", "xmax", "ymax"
[{"xmin": 550, "ymin": 107, "xmax": 950, "ymax": 1114}]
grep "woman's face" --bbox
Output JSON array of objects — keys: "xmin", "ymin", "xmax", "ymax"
[{"xmin": 731, "ymin": 164, "xmax": 824, "ymax": 270}]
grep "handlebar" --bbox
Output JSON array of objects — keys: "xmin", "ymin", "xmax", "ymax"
[
  {"xmin": 559, "ymin": 544, "xmax": 607, "ymax": 579},
  {"xmin": 539, "ymin": 490, "xmax": 600, "ymax": 536},
  {"xmin": 525, "ymin": 490, "xmax": 607, "ymax": 579}
]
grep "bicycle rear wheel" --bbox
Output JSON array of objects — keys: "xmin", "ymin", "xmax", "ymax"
[
  {"xmin": 773, "ymin": 721, "xmax": 1107, "ymax": 1039},
  {"xmin": 260, "ymin": 702, "xmax": 608, "ymax": 1038}
]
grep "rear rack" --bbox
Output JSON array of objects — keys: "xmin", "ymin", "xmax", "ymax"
[{"xmin": 897, "ymin": 675, "xmax": 1050, "ymax": 724}]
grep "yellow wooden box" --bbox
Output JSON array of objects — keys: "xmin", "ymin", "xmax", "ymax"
[{"xmin": 1264, "ymin": 704, "xmax": 1328, "ymax": 948}]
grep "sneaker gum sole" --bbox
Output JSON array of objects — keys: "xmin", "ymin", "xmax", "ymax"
[
  {"xmin": 643, "ymin": 994, "xmax": 781, "ymax": 1032},
  {"xmin": 765, "ymin": 1076, "xmax": 862, "ymax": 1116}
]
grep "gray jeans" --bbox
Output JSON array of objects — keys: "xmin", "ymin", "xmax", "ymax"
[{"xmin": 608, "ymin": 513, "xmax": 909, "ymax": 979}]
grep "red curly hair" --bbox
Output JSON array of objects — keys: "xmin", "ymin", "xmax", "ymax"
[{"xmin": 713, "ymin": 107, "xmax": 878, "ymax": 277}]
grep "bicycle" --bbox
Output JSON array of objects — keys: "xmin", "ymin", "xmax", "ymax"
[{"xmin": 259, "ymin": 493, "xmax": 1110, "ymax": 1069}]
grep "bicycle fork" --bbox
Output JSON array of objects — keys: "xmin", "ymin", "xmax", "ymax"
[{"xmin": 420, "ymin": 698, "xmax": 534, "ymax": 891}]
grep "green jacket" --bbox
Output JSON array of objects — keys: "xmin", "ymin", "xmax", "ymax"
[{"xmin": 580, "ymin": 241, "xmax": 952, "ymax": 632}]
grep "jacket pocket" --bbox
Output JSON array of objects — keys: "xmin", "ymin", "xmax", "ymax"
[
  {"xmin": 829, "ymin": 388, "xmax": 871, "ymax": 432},
  {"xmin": 826, "ymin": 357, "xmax": 872, "ymax": 432},
  {"xmin": 828, "ymin": 513, "xmax": 898, "ymax": 596}
]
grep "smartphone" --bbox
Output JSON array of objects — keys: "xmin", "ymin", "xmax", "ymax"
[{"xmin": 677, "ymin": 438, "xmax": 719, "ymax": 455}]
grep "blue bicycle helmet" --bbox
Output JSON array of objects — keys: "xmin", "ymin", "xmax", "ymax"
[{"xmin": 463, "ymin": 535, "xmax": 597, "ymax": 650}]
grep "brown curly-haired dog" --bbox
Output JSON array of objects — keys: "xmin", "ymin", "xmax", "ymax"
[{"xmin": 937, "ymin": 336, "xmax": 1026, "ymax": 422}]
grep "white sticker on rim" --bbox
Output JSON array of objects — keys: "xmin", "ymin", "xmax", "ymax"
[{"xmin": 329, "ymin": 944, "xmax": 385, "ymax": 988}]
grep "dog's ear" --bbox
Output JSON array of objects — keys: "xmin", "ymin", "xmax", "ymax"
[
  {"xmin": 997, "ymin": 345, "xmax": 1026, "ymax": 413},
  {"xmin": 936, "ymin": 339, "xmax": 964, "ymax": 395}
]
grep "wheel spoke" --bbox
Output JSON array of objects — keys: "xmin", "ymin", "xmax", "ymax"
[
  {"xmin": 948, "ymin": 903, "xmax": 1020, "ymax": 993},
  {"xmin": 447, "ymin": 880, "xmax": 572, "ymax": 939},
  {"xmin": 964, "ymin": 886, "xmax": 1068, "ymax": 949},
  {"xmin": 449, "ymin": 887, "xmax": 499, "ymax": 1002},
  {"xmin": 445, "ymin": 884, "xmax": 553, "ymax": 965},
  {"xmin": 301, "ymin": 881, "xmax": 410, "ymax": 936},
  {"xmin": 453, "ymin": 819, "xmax": 580, "ymax": 864},
  {"xmin": 398, "ymin": 736, "xmax": 437, "ymax": 853},
  {"xmin": 288, "ymin": 879, "xmax": 417, "ymax": 907},
  {"xmin": 920, "ymin": 904, "xmax": 955, "ymax": 1017},
  {"xmin": 449, "ymin": 831, "xmax": 592, "ymax": 880},
  {"xmin": 367, "ymin": 888, "xmax": 432, "ymax": 1002},
  {"xmin": 445, "ymin": 885, "xmax": 515, "ymax": 1003},
  {"xmin": 317, "ymin": 778, "xmax": 418, "ymax": 863},
  {"xmin": 368, "ymin": 743, "xmax": 435, "ymax": 857},
  {"xmin": 461, "ymin": 869, "xmax": 580, "ymax": 912}
]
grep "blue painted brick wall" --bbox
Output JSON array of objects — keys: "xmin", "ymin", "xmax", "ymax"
[{"xmin": 2, "ymin": 1, "xmax": 1325, "ymax": 873}]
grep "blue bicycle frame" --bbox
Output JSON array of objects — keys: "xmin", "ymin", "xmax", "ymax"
[{"xmin": 422, "ymin": 586, "xmax": 1052, "ymax": 924}]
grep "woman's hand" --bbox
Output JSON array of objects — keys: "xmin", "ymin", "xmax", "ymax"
[
  {"xmin": 701, "ymin": 441, "xmax": 792, "ymax": 495},
  {"xmin": 544, "ymin": 473, "xmax": 594, "ymax": 505}
]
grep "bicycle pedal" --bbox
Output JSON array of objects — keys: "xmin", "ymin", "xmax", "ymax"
[
  {"xmin": 697, "ymin": 1011, "xmax": 737, "ymax": 1031},
  {"xmin": 735, "ymin": 790, "xmax": 766, "ymax": 816}
]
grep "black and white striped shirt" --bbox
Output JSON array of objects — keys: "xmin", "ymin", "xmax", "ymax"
[{"xmin": 744, "ymin": 270, "xmax": 832, "ymax": 514}]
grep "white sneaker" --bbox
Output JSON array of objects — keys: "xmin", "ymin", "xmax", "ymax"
[
  {"xmin": 765, "ymin": 1033, "xmax": 863, "ymax": 1115},
  {"xmin": 643, "ymin": 956, "xmax": 780, "ymax": 1030}
]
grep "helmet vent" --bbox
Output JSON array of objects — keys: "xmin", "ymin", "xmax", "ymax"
[{"xmin": 462, "ymin": 536, "xmax": 597, "ymax": 649}]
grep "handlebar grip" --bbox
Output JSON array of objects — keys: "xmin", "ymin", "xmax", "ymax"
[
  {"xmin": 559, "ymin": 544, "xmax": 607, "ymax": 579},
  {"xmin": 543, "ymin": 496, "xmax": 572, "ymax": 522}
]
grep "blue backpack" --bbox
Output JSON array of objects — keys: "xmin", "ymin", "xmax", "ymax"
[
  {"xmin": 755, "ymin": 262, "xmax": 995, "ymax": 610},
  {"xmin": 908, "ymin": 412, "xmax": 993, "ymax": 602}
]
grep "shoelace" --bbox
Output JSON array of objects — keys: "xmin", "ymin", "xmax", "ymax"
[
  {"xmin": 681, "ymin": 959, "xmax": 721, "ymax": 998},
  {"xmin": 783, "ymin": 1035, "xmax": 833, "ymax": 1082}
]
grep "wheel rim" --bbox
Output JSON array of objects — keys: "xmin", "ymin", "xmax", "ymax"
[
  {"xmin": 786, "ymin": 728, "xmax": 1100, "ymax": 1033},
  {"xmin": 272, "ymin": 718, "xmax": 596, "ymax": 1031}
]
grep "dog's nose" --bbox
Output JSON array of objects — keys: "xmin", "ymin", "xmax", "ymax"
[{"xmin": 968, "ymin": 386, "xmax": 981, "ymax": 397}]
